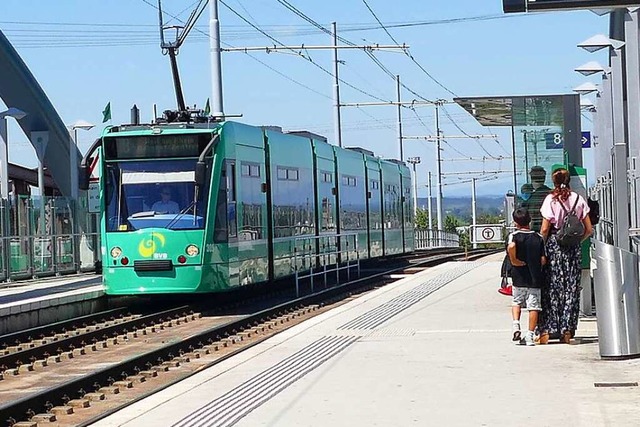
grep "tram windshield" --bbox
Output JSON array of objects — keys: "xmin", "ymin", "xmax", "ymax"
[{"xmin": 105, "ymin": 159, "xmax": 210, "ymax": 231}]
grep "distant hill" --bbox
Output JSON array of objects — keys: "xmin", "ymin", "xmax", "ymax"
[{"xmin": 416, "ymin": 196, "xmax": 505, "ymax": 222}]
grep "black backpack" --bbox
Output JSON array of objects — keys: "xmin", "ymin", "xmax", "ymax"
[{"xmin": 557, "ymin": 195, "xmax": 585, "ymax": 247}]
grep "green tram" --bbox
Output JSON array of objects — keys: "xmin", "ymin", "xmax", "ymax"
[{"xmin": 81, "ymin": 119, "xmax": 414, "ymax": 295}]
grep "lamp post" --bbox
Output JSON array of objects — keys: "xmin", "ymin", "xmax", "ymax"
[
  {"xmin": 0, "ymin": 108, "xmax": 27, "ymax": 279},
  {"xmin": 577, "ymin": 33, "xmax": 629, "ymax": 249},
  {"xmin": 70, "ymin": 120, "xmax": 94, "ymax": 272},
  {"xmin": 0, "ymin": 108, "xmax": 27, "ymax": 201},
  {"xmin": 471, "ymin": 177, "xmax": 477, "ymax": 249},
  {"xmin": 406, "ymin": 157, "xmax": 421, "ymax": 218},
  {"xmin": 70, "ymin": 120, "xmax": 94, "ymax": 201}
]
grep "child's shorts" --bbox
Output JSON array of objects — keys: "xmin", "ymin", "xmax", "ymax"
[{"xmin": 512, "ymin": 286, "xmax": 542, "ymax": 311}]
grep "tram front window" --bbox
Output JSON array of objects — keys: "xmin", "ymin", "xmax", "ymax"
[{"xmin": 105, "ymin": 159, "xmax": 209, "ymax": 231}]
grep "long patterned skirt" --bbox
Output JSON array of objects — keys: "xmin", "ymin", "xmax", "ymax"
[{"xmin": 540, "ymin": 234, "xmax": 582, "ymax": 335}]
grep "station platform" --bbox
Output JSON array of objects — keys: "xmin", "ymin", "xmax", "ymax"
[
  {"xmin": 0, "ymin": 274, "xmax": 103, "ymax": 333},
  {"xmin": 92, "ymin": 253, "xmax": 640, "ymax": 427}
]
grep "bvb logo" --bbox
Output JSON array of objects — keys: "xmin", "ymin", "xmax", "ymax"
[{"xmin": 138, "ymin": 233, "xmax": 166, "ymax": 258}]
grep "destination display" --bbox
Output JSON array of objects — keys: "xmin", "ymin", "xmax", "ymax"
[
  {"xmin": 504, "ymin": 0, "xmax": 640, "ymax": 13},
  {"xmin": 104, "ymin": 134, "xmax": 212, "ymax": 159}
]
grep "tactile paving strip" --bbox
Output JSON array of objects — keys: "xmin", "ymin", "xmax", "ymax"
[
  {"xmin": 338, "ymin": 261, "xmax": 482, "ymax": 331},
  {"xmin": 172, "ymin": 335, "xmax": 359, "ymax": 427}
]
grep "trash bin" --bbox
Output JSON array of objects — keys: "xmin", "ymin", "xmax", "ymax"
[{"xmin": 591, "ymin": 239, "xmax": 640, "ymax": 359}]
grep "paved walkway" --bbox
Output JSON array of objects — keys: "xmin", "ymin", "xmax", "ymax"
[{"xmin": 93, "ymin": 253, "xmax": 640, "ymax": 427}]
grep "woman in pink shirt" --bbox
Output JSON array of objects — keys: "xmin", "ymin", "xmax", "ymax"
[{"xmin": 538, "ymin": 168, "xmax": 592, "ymax": 344}]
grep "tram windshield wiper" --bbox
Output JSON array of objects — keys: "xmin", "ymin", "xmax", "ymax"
[
  {"xmin": 130, "ymin": 211, "xmax": 157, "ymax": 218},
  {"xmin": 165, "ymin": 200, "xmax": 198, "ymax": 230}
]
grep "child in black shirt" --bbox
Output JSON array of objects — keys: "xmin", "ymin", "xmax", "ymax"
[{"xmin": 507, "ymin": 208, "xmax": 546, "ymax": 346}]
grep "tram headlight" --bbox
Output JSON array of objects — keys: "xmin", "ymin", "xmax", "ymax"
[
  {"xmin": 110, "ymin": 246, "xmax": 122, "ymax": 258},
  {"xmin": 186, "ymin": 244, "xmax": 199, "ymax": 257}
]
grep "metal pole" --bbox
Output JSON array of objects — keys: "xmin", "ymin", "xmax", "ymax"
[
  {"xmin": 209, "ymin": 0, "xmax": 224, "ymax": 117},
  {"xmin": 38, "ymin": 159, "xmax": 45, "ymax": 236},
  {"xmin": 435, "ymin": 102, "xmax": 443, "ymax": 231},
  {"xmin": 70, "ymin": 129, "xmax": 78, "ymax": 201},
  {"xmin": 412, "ymin": 163, "xmax": 418, "ymax": 217},
  {"xmin": 0, "ymin": 118, "xmax": 8, "ymax": 280},
  {"xmin": 396, "ymin": 75, "xmax": 403, "ymax": 161},
  {"xmin": 625, "ymin": 8, "xmax": 640, "ymax": 228},
  {"xmin": 612, "ymin": 48, "xmax": 625, "ymax": 149},
  {"xmin": 427, "ymin": 171, "xmax": 433, "ymax": 230},
  {"xmin": 510, "ymin": 124, "xmax": 518, "ymax": 195},
  {"xmin": 471, "ymin": 177, "xmax": 477, "ymax": 249},
  {"xmin": 332, "ymin": 22, "xmax": 342, "ymax": 148},
  {"xmin": 601, "ymin": 73, "xmax": 614, "ymax": 177},
  {"xmin": 0, "ymin": 118, "xmax": 8, "ymax": 201},
  {"xmin": 611, "ymin": 46, "xmax": 630, "ymax": 250}
]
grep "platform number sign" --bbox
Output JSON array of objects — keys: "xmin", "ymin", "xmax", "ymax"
[{"xmin": 545, "ymin": 132, "xmax": 564, "ymax": 149}]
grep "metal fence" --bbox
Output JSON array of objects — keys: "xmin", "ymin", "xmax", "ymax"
[
  {"xmin": 0, "ymin": 195, "xmax": 100, "ymax": 281},
  {"xmin": 414, "ymin": 229, "xmax": 460, "ymax": 249},
  {"xmin": 293, "ymin": 233, "xmax": 359, "ymax": 297}
]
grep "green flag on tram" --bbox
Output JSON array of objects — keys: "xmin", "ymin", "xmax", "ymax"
[{"xmin": 102, "ymin": 102, "xmax": 112, "ymax": 123}]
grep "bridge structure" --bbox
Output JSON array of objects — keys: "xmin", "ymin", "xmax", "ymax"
[{"xmin": 0, "ymin": 29, "xmax": 80, "ymax": 199}]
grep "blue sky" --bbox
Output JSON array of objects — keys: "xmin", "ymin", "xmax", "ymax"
[{"xmin": 0, "ymin": 0, "xmax": 608, "ymax": 196}]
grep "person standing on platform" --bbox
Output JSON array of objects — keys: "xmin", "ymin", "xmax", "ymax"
[
  {"xmin": 523, "ymin": 166, "xmax": 551, "ymax": 233},
  {"xmin": 507, "ymin": 207, "xmax": 546, "ymax": 346},
  {"xmin": 538, "ymin": 168, "xmax": 592, "ymax": 344}
]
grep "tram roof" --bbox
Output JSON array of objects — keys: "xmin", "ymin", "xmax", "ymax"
[{"xmin": 453, "ymin": 94, "xmax": 570, "ymax": 127}]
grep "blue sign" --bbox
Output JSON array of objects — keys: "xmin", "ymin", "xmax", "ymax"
[
  {"xmin": 544, "ymin": 132, "xmax": 564, "ymax": 150},
  {"xmin": 581, "ymin": 131, "xmax": 591, "ymax": 148}
]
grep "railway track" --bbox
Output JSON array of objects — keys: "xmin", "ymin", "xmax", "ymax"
[{"xmin": 0, "ymin": 248, "xmax": 495, "ymax": 427}]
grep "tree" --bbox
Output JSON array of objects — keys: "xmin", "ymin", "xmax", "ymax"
[
  {"xmin": 415, "ymin": 208, "xmax": 429, "ymax": 229},
  {"xmin": 444, "ymin": 215, "xmax": 460, "ymax": 233}
]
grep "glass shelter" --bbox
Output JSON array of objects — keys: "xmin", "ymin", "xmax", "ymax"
[{"xmin": 455, "ymin": 94, "xmax": 582, "ymax": 199}]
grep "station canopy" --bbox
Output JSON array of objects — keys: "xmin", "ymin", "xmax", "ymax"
[{"xmin": 453, "ymin": 95, "xmax": 567, "ymax": 127}]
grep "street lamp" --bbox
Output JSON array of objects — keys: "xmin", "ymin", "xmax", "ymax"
[
  {"xmin": 575, "ymin": 61, "xmax": 608, "ymax": 76},
  {"xmin": 0, "ymin": 107, "xmax": 27, "ymax": 277},
  {"xmin": 406, "ymin": 156, "xmax": 421, "ymax": 218},
  {"xmin": 0, "ymin": 108, "xmax": 27, "ymax": 201},
  {"xmin": 578, "ymin": 33, "xmax": 628, "ymax": 249},
  {"xmin": 70, "ymin": 120, "xmax": 94, "ymax": 201},
  {"xmin": 578, "ymin": 34, "xmax": 625, "ymax": 52},
  {"xmin": 572, "ymin": 82, "xmax": 599, "ymax": 95}
]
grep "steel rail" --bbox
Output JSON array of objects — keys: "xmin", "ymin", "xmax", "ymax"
[
  {"xmin": 0, "ymin": 308, "xmax": 129, "ymax": 350},
  {"xmin": 0, "ymin": 306, "xmax": 191, "ymax": 371}
]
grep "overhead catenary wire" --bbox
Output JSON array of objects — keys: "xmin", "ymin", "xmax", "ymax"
[
  {"xmin": 274, "ymin": 0, "xmax": 435, "ymax": 104},
  {"xmin": 137, "ymin": 0, "xmax": 336, "ymax": 103},
  {"xmin": 359, "ymin": 0, "xmax": 457, "ymax": 98},
  {"xmin": 219, "ymin": 0, "xmax": 391, "ymax": 103}
]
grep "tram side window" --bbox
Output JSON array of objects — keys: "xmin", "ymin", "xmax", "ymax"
[
  {"xmin": 319, "ymin": 170, "xmax": 336, "ymax": 232},
  {"xmin": 340, "ymin": 174, "xmax": 366, "ymax": 231},
  {"xmin": 240, "ymin": 162, "xmax": 264, "ymax": 240},
  {"xmin": 403, "ymin": 179, "xmax": 413, "ymax": 227},
  {"xmin": 384, "ymin": 183, "xmax": 400, "ymax": 229},
  {"xmin": 214, "ymin": 164, "xmax": 228, "ymax": 242},
  {"xmin": 369, "ymin": 179, "xmax": 381, "ymax": 230},
  {"xmin": 273, "ymin": 166, "xmax": 314, "ymax": 237}
]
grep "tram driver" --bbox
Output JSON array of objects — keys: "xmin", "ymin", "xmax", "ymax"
[{"xmin": 152, "ymin": 186, "xmax": 180, "ymax": 214}]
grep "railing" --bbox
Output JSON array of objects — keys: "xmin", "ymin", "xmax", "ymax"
[
  {"xmin": 0, "ymin": 232, "xmax": 100, "ymax": 281},
  {"xmin": 414, "ymin": 229, "xmax": 460, "ymax": 249},
  {"xmin": 0, "ymin": 195, "xmax": 101, "ymax": 283},
  {"xmin": 293, "ymin": 233, "xmax": 360, "ymax": 297}
]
